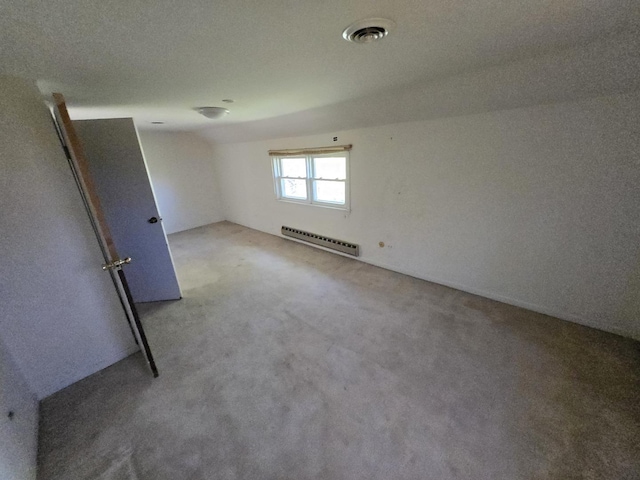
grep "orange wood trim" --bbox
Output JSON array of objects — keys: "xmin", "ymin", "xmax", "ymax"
[{"xmin": 53, "ymin": 93, "xmax": 119, "ymax": 260}]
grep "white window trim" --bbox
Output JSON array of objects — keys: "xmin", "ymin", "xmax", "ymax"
[{"xmin": 272, "ymin": 152, "xmax": 350, "ymax": 211}]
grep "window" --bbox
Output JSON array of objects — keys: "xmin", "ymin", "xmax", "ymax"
[{"xmin": 271, "ymin": 147, "xmax": 350, "ymax": 210}]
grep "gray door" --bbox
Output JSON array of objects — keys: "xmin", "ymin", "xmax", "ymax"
[
  {"xmin": 54, "ymin": 94, "xmax": 158, "ymax": 377},
  {"xmin": 74, "ymin": 118, "xmax": 181, "ymax": 303}
]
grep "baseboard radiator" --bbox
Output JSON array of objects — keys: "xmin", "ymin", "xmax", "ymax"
[{"xmin": 281, "ymin": 226, "xmax": 360, "ymax": 257}]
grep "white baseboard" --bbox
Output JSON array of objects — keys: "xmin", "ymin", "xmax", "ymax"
[
  {"xmin": 219, "ymin": 219, "xmax": 636, "ymax": 340},
  {"xmin": 275, "ymin": 226, "xmax": 635, "ymax": 339}
]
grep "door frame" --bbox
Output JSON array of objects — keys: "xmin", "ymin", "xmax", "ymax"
[{"xmin": 51, "ymin": 93, "xmax": 159, "ymax": 378}]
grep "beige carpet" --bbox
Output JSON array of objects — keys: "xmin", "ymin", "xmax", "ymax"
[{"xmin": 37, "ymin": 221, "xmax": 640, "ymax": 480}]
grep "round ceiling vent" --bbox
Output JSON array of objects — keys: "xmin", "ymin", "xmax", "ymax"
[{"xmin": 342, "ymin": 18, "xmax": 395, "ymax": 44}]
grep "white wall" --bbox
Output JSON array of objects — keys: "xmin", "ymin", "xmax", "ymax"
[
  {"xmin": 0, "ymin": 76, "xmax": 139, "ymax": 399},
  {"xmin": 213, "ymin": 92, "xmax": 640, "ymax": 339},
  {"xmin": 0, "ymin": 337, "xmax": 38, "ymax": 480},
  {"xmin": 138, "ymin": 131, "xmax": 224, "ymax": 234}
]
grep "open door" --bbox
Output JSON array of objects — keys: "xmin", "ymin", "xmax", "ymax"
[
  {"xmin": 73, "ymin": 118, "xmax": 181, "ymax": 303},
  {"xmin": 52, "ymin": 93, "xmax": 159, "ymax": 378}
]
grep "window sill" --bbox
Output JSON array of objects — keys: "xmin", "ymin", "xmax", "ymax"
[{"xmin": 276, "ymin": 198, "xmax": 350, "ymax": 212}]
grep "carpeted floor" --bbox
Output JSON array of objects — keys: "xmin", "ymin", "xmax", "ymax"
[{"xmin": 37, "ymin": 221, "xmax": 640, "ymax": 480}]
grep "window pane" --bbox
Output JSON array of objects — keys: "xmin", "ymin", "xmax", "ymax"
[
  {"xmin": 282, "ymin": 179, "xmax": 307, "ymax": 199},
  {"xmin": 313, "ymin": 157, "xmax": 346, "ymax": 179},
  {"xmin": 314, "ymin": 180, "xmax": 345, "ymax": 204},
  {"xmin": 280, "ymin": 157, "xmax": 306, "ymax": 178}
]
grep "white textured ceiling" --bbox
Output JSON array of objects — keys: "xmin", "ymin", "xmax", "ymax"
[{"xmin": 1, "ymin": 0, "xmax": 639, "ymax": 140}]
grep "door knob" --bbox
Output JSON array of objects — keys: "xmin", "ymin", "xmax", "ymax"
[
  {"xmin": 148, "ymin": 217, "xmax": 158, "ymax": 224},
  {"xmin": 102, "ymin": 257, "xmax": 132, "ymax": 271}
]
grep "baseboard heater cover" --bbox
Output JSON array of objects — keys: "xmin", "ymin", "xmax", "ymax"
[{"xmin": 281, "ymin": 226, "xmax": 359, "ymax": 256}]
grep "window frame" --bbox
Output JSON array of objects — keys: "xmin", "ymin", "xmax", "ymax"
[{"xmin": 272, "ymin": 152, "xmax": 350, "ymax": 211}]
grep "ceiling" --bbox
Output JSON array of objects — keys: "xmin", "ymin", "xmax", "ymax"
[{"xmin": 1, "ymin": 0, "xmax": 639, "ymax": 140}]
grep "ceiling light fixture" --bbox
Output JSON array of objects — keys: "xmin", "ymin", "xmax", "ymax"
[
  {"xmin": 342, "ymin": 18, "xmax": 395, "ymax": 44},
  {"xmin": 151, "ymin": 121, "xmax": 164, "ymax": 124},
  {"xmin": 222, "ymin": 99, "xmax": 234, "ymax": 103},
  {"xmin": 195, "ymin": 106, "xmax": 230, "ymax": 119}
]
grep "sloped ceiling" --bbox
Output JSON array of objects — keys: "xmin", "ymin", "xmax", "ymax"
[{"xmin": 1, "ymin": 0, "xmax": 639, "ymax": 141}]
